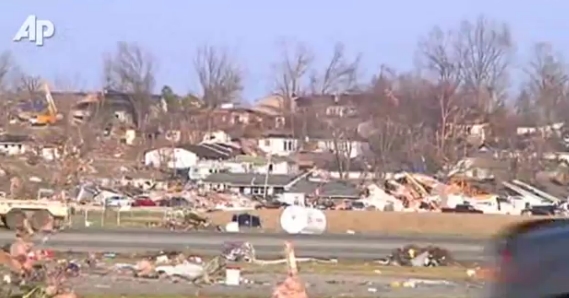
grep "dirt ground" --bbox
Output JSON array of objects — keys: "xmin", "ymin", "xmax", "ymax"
[
  {"xmin": 75, "ymin": 209, "xmax": 540, "ymax": 237},
  {"xmin": 72, "ymin": 272, "xmax": 484, "ymax": 298},
  {"xmin": 207, "ymin": 210, "xmax": 536, "ymax": 237},
  {"xmin": 3, "ymin": 249, "xmax": 486, "ymax": 298}
]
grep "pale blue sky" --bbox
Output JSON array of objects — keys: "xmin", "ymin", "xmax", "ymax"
[{"xmin": 1, "ymin": 1, "xmax": 568, "ymax": 101}]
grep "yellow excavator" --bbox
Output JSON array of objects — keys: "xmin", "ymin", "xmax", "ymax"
[{"xmin": 29, "ymin": 82, "xmax": 62, "ymax": 126}]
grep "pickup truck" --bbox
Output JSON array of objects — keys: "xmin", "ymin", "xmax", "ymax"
[{"xmin": 441, "ymin": 204, "xmax": 483, "ymax": 214}]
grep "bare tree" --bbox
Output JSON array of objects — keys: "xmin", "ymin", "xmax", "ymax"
[
  {"xmin": 13, "ymin": 74, "xmax": 42, "ymax": 94},
  {"xmin": 103, "ymin": 42, "xmax": 156, "ymax": 93},
  {"xmin": 272, "ymin": 41, "xmax": 313, "ymax": 102},
  {"xmin": 103, "ymin": 42, "xmax": 157, "ymax": 128},
  {"xmin": 417, "ymin": 26, "xmax": 469, "ymax": 165},
  {"xmin": 193, "ymin": 45, "xmax": 243, "ymax": 132},
  {"xmin": 0, "ymin": 51, "xmax": 17, "ymax": 93},
  {"xmin": 513, "ymin": 42, "xmax": 569, "ymax": 176},
  {"xmin": 194, "ymin": 45, "xmax": 243, "ymax": 108},
  {"xmin": 311, "ymin": 44, "xmax": 363, "ymax": 178},
  {"xmin": 0, "ymin": 52, "xmax": 21, "ymax": 125},
  {"xmin": 455, "ymin": 16, "xmax": 513, "ymax": 112},
  {"xmin": 53, "ymin": 73, "xmax": 85, "ymax": 91},
  {"xmin": 272, "ymin": 41, "xmax": 314, "ymax": 135},
  {"xmin": 309, "ymin": 43, "xmax": 361, "ymax": 94},
  {"xmin": 523, "ymin": 42, "xmax": 569, "ymax": 126}
]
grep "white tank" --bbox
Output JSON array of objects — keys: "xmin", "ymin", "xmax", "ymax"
[{"xmin": 280, "ymin": 206, "xmax": 327, "ymax": 234}]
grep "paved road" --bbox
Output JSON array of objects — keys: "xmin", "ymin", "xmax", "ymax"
[{"xmin": 0, "ymin": 229, "xmax": 491, "ymax": 261}]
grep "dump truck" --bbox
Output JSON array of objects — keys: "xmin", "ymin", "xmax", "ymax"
[{"xmin": 0, "ymin": 199, "xmax": 71, "ymax": 231}]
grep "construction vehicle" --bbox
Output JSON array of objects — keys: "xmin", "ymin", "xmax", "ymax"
[
  {"xmin": 0, "ymin": 199, "xmax": 71, "ymax": 231},
  {"xmin": 29, "ymin": 82, "xmax": 63, "ymax": 126}
]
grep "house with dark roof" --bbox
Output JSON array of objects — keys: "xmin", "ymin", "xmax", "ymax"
[
  {"xmin": 288, "ymin": 178, "xmax": 360, "ymax": 198},
  {"xmin": 276, "ymin": 177, "xmax": 361, "ymax": 206},
  {"xmin": 293, "ymin": 152, "xmax": 373, "ymax": 180},
  {"xmin": 200, "ymin": 173, "xmax": 299, "ymax": 196},
  {"xmin": 315, "ymin": 156, "xmax": 372, "ymax": 180}
]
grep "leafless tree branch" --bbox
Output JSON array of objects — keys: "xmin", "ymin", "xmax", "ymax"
[
  {"xmin": 455, "ymin": 16, "xmax": 513, "ymax": 112},
  {"xmin": 103, "ymin": 42, "xmax": 156, "ymax": 94},
  {"xmin": 194, "ymin": 45, "xmax": 243, "ymax": 108},
  {"xmin": 0, "ymin": 52, "xmax": 19, "ymax": 93},
  {"xmin": 103, "ymin": 42, "xmax": 157, "ymax": 129},
  {"xmin": 523, "ymin": 42, "xmax": 569, "ymax": 125},
  {"xmin": 13, "ymin": 74, "xmax": 42, "ymax": 94},
  {"xmin": 310, "ymin": 43, "xmax": 361, "ymax": 94},
  {"xmin": 272, "ymin": 41, "xmax": 313, "ymax": 104}
]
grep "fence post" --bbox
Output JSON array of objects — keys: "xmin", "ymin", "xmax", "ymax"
[
  {"xmin": 101, "ymin": 207, "xmax": 105, "ymax": 227},
  {"xmin": 84, "ymin": 209, "xmax": 89, "ymax": 227}
]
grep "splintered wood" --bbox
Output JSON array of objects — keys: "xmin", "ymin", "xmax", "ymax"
[
  {"xmin": 272, "ymin": 241, "xmax": 308, "ymax": 298},
  {"xmin": 2, "ymin": 227, "xmax": 34, "ymax": 275}
]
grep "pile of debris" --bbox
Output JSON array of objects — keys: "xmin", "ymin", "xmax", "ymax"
[
  {"xmin": 113, "ymin": 252, "xmax": 227, "ymax": 284},
  {"xmin": 0, "ymin": 221, "xmax": 78, "ymax": 298},
  {"xmin": 357, "ymin": 169, "xmax": 569, "ymax": 215},
  {"xmin": 272, "ymin": 241, "xmax": 308, "ymax": 298},
  {"xmin": 378, "ymin": 245, "xmax": 455, "ymax": 267},
  {"xmin": 159, "ymin": 208, "xmax": 221, "ymax": 231}
]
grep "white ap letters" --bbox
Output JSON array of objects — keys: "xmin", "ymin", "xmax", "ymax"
[{"xmin": 13, "ymin": 15, "xmax": 55, "ymax": 46}]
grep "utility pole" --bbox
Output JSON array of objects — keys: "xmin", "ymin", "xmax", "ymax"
[{"xmin": 263, "ymin": 153, "xmax": 272, "ymax": 200}]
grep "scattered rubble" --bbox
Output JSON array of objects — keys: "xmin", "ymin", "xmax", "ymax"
[
  {"xmin": 272, "ymin": 242, "xmax": 308, "ymax": 298},
  {"xmin": 378, "ymin": 245, "xmax": 455, "ymax": 267},
  {"xmin": 160, "ymin": 209, "xmax": 222, "ymax": 231},
  {"xmin": 0, "ymin": 223, "xmax": 482, "ymax": 298},
  {"xmin": 0, "ymin": 224, "xmax": 77, "ymax": 298}
]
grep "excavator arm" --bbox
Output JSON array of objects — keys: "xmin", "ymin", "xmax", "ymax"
[
  {"xmin": 29, "ymin": 83, "xmax": 59, "ymax": 125},
  {"xmin": 43, "ymin": 83, "xmax": 57, "ymax": 116}
]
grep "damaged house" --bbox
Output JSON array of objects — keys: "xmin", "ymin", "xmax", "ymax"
[
  {"xmin": 256, "ymin": 131, "xmax": 369, "ymax": 159},
  {"xmin": 0, "ymin": 134, "xmax": 32, "ymax": 156},
  {"xmin": 64, "ymin": 89, "xmax": 162, "ymax": 126},
  {"xmin": 189, "ymin": 155, "xmax": 298, "ymax": 180},
  {"xmin": 257, "ymin": 132, "xmax": 299, "ymax": 157},
  {"xmin": 199, "ymin": 173, "xmax": 299, "ymax": 196},
  {"xmin": 144, "ymin": 142, "xmax": 243, "ymax": 170},
  {"xmin": 317, "ymin": 157, "xmax": 371, "ymax": 180},
  {"xmin": 281, "ymin": 178, "xmax": 360, "ymax": 205}
]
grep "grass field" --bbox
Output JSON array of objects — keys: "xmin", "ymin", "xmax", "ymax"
[
  {"xmin": 242, "ymin": 262, "xmax": 475, "ymax": 281},
  {"xmin": 71, "ymin": 208, "xmax": 540, "ymax": 237}
]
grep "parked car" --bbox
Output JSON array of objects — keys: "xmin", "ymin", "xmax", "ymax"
[
  {"xmin": 158, "ymin": 197, "xmax": 190, "ymax": 207},
  {"xmin": 255, "ymin": 200, "xmax": 289, "ymax": 209},
  {"xmin": 522, "ymin": 204, "xmax": 558, "ymax": 216},
  {"xmin": 132, "ymin": 197, "xmax": 156, "ymax": 207},
  {"xmin": 489, "ymin": 218, "xmax": 569, "ymax": 298},
  {"xmin": 350, "ymin": 201, "xmax": 367, "ymax": 211},
  {"xmin": 441, "ymin": 204, "xmax": 483, "ymax": 214},
  {"xmin": 104, "ymin": 196, "xmax": 133, "ymax": 207}
]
